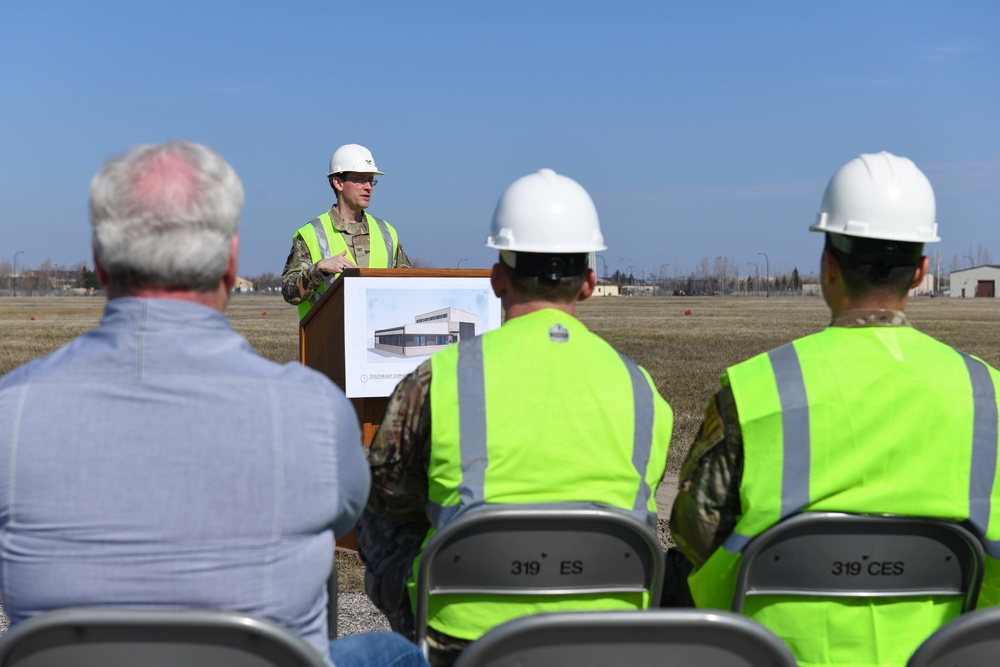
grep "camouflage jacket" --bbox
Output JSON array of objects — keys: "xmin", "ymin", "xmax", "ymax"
[
  {"xmin": 669, "ymin": 309, "xmax": 913, "ymax": 568},
  {"xmin": 353, "ymin": 361, "xmax": 435, "ymax": 630},
  {"xmin": 280, "ymin": 206, "xmax": 411, "ymax": 306},
  {"xmin": 353, "ymin": 362, "xmax": 470, "ymax": 663},
  {"xmin": 364, "ymin": 360, "xmax": 433, "ymax": 523}
]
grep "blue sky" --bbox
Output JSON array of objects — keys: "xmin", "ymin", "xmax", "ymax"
[{"xmin": 2, "ymin": 1, "xmax": 998, "ymax": 280}]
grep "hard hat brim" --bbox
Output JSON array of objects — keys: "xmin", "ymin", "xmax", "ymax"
[{"xmin": 809, "ymin": 220, "xmax": 940, "ymax": 244}]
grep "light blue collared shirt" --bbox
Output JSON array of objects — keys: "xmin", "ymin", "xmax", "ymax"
[{"xmin": 0, "ymin": 298, "xmax": 369, "ymax": 659}]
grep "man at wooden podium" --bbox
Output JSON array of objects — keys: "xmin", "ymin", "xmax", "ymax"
[
  {"xmin": 356, "ymin": 169, "xmax": 674, "ymax": 665},
  {"xmin": 281, "ymin": 143, "xmax": 410, "ymax": 318}
]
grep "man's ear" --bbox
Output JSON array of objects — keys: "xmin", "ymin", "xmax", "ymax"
[
  {"xmin": 821, "ymin": 249, "xmax": 839, "ymax": 287},
  {"xmin": 93, "ymin": 250, "xmax": 108, "ymax": 287},
  {"xmin": 223, "ymin": 234, "xmax": 240, "ymax": 291},
  {"xmin": 490, "ymin": 262, "xmax": 507, "ymax": 299},
  {"xmin": 577, "ymin": 268, "xmax": 597, "ymax": 302},
  {"xmin": 910, "ymin": 256, "xmax": 930, "ymax": 290}
]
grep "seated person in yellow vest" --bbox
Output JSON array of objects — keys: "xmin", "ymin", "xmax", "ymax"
[
  {"xmin": 669, "ymin": 152, "xmax": 1000, "ymax": 667},
  {"xmin": 355, "ymin": 169, "xmax": 673, "ymax": 666},
  {"xmin": 281, "ymin": 143, "xmax": 410, "ymax": 318}
]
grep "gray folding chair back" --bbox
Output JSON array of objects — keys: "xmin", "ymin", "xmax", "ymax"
[
  {"xmin": 906, "ymin": 606, "xmax": 1000, "ymax": 667},
  {"xmin": 0, "ymin": 608, "xmax": 329, "ymax": 667},
  {"xmin": 452, "ymin": 609, "xmax": 798, "ymax": 667},
  {"xmin": 733, "ymin": 512, "xmax": 985, "ymax": 612},
  {"xmin": 414, "ymin": 505, "xmax": 664, "ymax": 656}
]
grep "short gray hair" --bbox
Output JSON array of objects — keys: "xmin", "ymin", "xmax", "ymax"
[{"xmin": 90, "ymin": 140, "xmax": 244, "ymax": 292}]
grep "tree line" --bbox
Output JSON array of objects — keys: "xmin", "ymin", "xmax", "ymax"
[
  {"xmin": 0, "ymin": 260, "xmax": 99, "ymax": 294},
  {"xmin": 607, "ymin": 256, "xmax": 810, "ymax": 295}
]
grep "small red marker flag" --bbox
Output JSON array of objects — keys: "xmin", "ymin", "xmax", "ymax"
[{"xmin": 684, "ymin": 310, "xmax": 692, "ymax": 316}]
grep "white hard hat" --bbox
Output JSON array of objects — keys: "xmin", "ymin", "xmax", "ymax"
[
  {"xmin": 487, "ymin": 169, "xmax": 606, "ymax": 253},
  {"xmin": 810, "ymin": 151, "xmax": 939, "ymax": 243},
  {"xmin": 327, "ymin": 144, "xmax": 384, "ymax": 177}
]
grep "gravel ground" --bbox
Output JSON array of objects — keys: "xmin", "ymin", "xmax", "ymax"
[{"xmin": 336, "ymin": 593, "xmax": 392, "ymax": 637}]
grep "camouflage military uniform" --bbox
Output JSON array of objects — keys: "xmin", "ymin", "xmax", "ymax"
[
  {"xmin": 354, "ymin": 361, "xmax": 469, "ymax": 665},
  {"xmin": 669, "ymin": 310, "xmax": 913, "ymax": 572},
  {"xmin": 280, "ymin": 206, "xmax": 411, "ymax": 306}
]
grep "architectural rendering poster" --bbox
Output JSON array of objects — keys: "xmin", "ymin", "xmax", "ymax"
[{"xmin": 343, "ymin": 276, "xmax": 502, "ymax": 398}]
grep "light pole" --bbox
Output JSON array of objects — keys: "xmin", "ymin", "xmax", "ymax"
[
  {"xmin": 758, "ymin": 252, "xmax": 770, "ymax": 298},
  {"xmin": 596, "ymin": 254, "xmax": 607, "ymax": 279},
  {"xmin": 617, "ymin": 258, "xmax": 623, "ymax": 284},
  {"xmin": 457, "ymin": 258, "xmax": 468, "ymax": 268},
  {"xmin": 13, "ymin": 250, "xmax": 24, "ymax": 296}
]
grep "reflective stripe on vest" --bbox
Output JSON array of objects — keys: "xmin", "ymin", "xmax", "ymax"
[
  {"xmin": 426, "ymin": 336, "xmax": 656, "ymax": 528},
  {"xmin": 370, "ymin": 216, "xmax": 394, "ymax": 266},
  {"xmin": 305, "ymin": 215, "xmax": 342, "ymax": 305},
  {"xmin": 961, "ymin": 351, "xmax": 1000, "ymax": 557},
  {"xmin": 723, "ymin": 343, "xmax": 1000, "ymax": 557},
  {"xmin": 620, "ymin": 350, "xmax": 656, "ymax": 516}
]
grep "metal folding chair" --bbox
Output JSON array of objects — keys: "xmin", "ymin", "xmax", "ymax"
[
  {"xmin": 906, "ymin": 606, "xmax": 1000, "ymax": 667},
  {"xmin": 0, "ymin": 608, "xmax": 329, "ymax": 667},
  {"xmin": 414, "ymin": 505, "xmax": 664, "ymax": 657},
  {"xmin": 733, "ymin": 512, "xmax": 984, "ymax": 612},
  {"xmin": 452, "ymin": 609, "xmax": 798, "ymax": 667}
]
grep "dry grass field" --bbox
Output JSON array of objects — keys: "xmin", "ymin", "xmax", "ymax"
[{"xmin": 2, "ymin": 294, "xmax": 999, "ymax": 474}]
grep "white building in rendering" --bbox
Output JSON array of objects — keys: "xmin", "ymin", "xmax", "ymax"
[{"xmin": 374, "ymin": 307, "xmax": 478, "ymax": 357}]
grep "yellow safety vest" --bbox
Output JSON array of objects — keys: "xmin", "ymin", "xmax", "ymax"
[
  {"xmin": 689, "ymin": 326, "xmax": 1000, "ymax": 667},
  {"xmin": 295, "ymin": 211, "xmax": 399, "ymax": 318},
  {"xmin": 415, "ymin": 309, "xmax": 673, "ymax": 640}
]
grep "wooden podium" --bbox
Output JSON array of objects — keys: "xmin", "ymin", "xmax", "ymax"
[{"xmin": 300, "ymin": 268, "xmax": 492, "ymax": 551}]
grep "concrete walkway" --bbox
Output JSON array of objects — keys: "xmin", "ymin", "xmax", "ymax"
[{"xmin": 655, "ymin": 474, "xmax": 680, "ymax": 513}]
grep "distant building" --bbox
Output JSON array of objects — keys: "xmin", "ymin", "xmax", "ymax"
[
  {"xmin": 801, "ymin": 283, "xmax": 822, "ymax": 296},
  {"xmin": 594, "ymin": 280, "xmax": 619, "ymax": 297},
  {"xmin": 232, "ymin": 277, "xmax": 253, "ymax": 293},
  {"xmin": 908, "ymin": 272, "xmax": 935, "ymax": 297},
  {"xmin": 950, "ymin": 266, "xmax": 1000, "ymax": 298},
  {"xmin": 374, "ymin": 307, "xmax": 477, "ymax": 357},
  {"xmin": 620, "ymin": 284, "xmax": 655, "ymax": 297}
]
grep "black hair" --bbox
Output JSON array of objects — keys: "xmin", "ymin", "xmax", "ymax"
[
  {"xmin": 824, "ymin": 233, "xmax": 923, "ymax": 300},
  {"xmin": 501, "ymin": 252, "xmax": 589, "ymax": 301}
]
